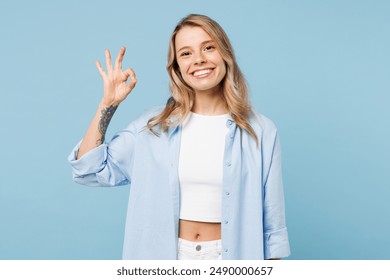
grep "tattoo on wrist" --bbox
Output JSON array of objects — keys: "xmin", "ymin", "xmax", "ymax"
[{"xmin": 96, "ymin": 105, "xmax": 118, "ymax": 145}]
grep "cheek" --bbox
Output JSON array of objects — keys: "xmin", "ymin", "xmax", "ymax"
[
  {"xmin": 218, "ymin": 63, "xmax": 227, "ymax": 80},
  {"xmin": 222, "ymin": 64, "xmax": 227, "ymax": 75},
  {"xmin": 177, "ymin": 60, "xmax": 190, "ymax": 73},
  {"xmin": 179, "ymin": 64, "xmax": 193, "ymax": 84},
  {"xmin": 176, "ymin": 62, "xmax": 192, "ymax": 85}
]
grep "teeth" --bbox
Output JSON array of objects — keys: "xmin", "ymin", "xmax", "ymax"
[{"xmin": 193, "ymin": 69, "xmax": 212, "ymax": 77}]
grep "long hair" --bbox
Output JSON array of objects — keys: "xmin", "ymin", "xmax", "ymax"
[{"xmin": 147, "ymin": 14, "xmax": 258, "ymax": 143}]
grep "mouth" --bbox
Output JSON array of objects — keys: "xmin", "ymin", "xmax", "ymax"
[{"xmin": 191, "ymin": 68, "xmax": 214, "ymax": 78}]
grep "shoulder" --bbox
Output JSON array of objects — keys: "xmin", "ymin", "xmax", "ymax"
[
  {"xmin": 125, "ymin": 105, "xmax": 164, "ymax": 131},
  {"xmin": 247, "ymin": 110, "xmax": 281, "ymax": 151},
  {"xmin": 248, "ymin": 109, "xmax": 278, "ymax": 136}
]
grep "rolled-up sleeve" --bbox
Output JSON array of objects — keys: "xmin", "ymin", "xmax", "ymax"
[
  {"xmin": 68, "ymin": 122, "xmax": 137, "ymax": 187},
  {"xmin": 262, "ymin": 131, "xmax": 291, "ymax": 259}
]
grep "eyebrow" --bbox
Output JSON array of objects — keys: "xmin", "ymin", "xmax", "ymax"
[{"xmin": 176, "ymin": 40, "xmax": 215, "ymax": 54}]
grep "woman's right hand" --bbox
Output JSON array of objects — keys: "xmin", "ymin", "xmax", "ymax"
[{"xmin": 96, "ymin": 47, "xmax": 137, "ymax": 107}]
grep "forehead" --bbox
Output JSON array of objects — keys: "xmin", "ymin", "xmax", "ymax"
[{"xmin": 175, "ymin": 26, "xmax": 213, "ymax": 49}]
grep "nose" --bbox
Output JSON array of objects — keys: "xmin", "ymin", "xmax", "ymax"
[{"xmin": 194, "ymin": 52, "xmax": 206, "ymax": 65}]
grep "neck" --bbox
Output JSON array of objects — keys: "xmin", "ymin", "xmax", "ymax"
[{"xmin": 192, "ymin": 88, "xmax": 228, "ymax": 116}]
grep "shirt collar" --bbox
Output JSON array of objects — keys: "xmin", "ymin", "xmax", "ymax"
[{"xmin": 167, "ymin": 115, "xmax": 180, "ymax": 138}]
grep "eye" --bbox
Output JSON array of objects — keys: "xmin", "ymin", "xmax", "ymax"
[
  {"xmin": 204, "ymin": 45, "xmax": 215, "ymax": 51},
  {"xmin": 180, "ymin": 51, "xmax": 191, "ymax": 57}
]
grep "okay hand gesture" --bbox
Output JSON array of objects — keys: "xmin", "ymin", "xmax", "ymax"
[{"xmin": 96, "ymin": 47, "xmax": 137, "ymax": 107}]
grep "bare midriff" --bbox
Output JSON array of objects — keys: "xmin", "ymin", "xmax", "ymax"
[{"xmin": 179, "ymin": 219, "xmax": 221, "ymax": 241}]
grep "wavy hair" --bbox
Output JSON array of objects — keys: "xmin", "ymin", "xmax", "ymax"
[{"xmin": 147, "ymin": 14, "xmax": 257, "ymax": 143}]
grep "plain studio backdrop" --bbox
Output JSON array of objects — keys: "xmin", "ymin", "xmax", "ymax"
[{"xmin": 0, "ymin": 0, "xmax": 389, "ymax": 259}]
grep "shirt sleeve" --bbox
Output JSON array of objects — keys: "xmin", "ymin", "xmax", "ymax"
[
  {"xmin": 67, "ymin": 122, "xmax": 137, "ymax": 187},
  {"xmin": 262, "ymin": 130, "xmax": 291, "ymax": 259}
]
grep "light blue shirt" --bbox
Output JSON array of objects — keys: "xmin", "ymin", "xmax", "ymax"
[{"xmin": 68, "ymin": 107, "xmax": 290, "ymax": 260}]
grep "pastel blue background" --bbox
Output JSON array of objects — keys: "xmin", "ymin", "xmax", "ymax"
[{"xmin": 0, "ymin": 0, "xmax": 389, "ymax": 259}]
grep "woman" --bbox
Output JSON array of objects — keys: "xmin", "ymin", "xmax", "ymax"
[{"xmin": 68, "ymin": 14, "xmax": 290, "ymax": 260}]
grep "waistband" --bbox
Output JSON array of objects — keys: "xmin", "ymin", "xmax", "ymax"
[{"xmin": 178, "ymin": 238, "xmax": 222, "ymax": 252}]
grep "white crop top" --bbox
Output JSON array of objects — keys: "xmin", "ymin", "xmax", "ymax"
[{"xmin": 178, "ymin": 112, "xmax": 229, "ymax": 223}]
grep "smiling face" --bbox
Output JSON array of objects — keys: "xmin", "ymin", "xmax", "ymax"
[{"xmin": 175, "ymin": 26, "xmax": 226, "ymax": 95}]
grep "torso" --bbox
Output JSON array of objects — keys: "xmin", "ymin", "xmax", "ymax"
[
  {"xmin": 178, "ymin": 112, "xmax": 227, "ymax": 242},
  {"xmin": 179, "ymin": 219, "xmax": 221, "ymax": 241}
]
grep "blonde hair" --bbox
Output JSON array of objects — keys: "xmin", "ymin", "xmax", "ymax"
[{"xmin": 147, "ymin": 14, "xmax": 258, "ymax": 143}]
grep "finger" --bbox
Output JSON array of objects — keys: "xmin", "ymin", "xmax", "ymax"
[
  {"xmin": 115, "ymin": 46, "xmax": 126, "ymax": 70},
  {"xmin": 95, "ymin": 61, "xmax": 106, "ymax": 78},
  {"xmin": 124, "ymin": 68, "xmax": 137, "ymax": 91},
  {"xmin": 105, "ymin": 49, "xmax": 113, "ymax": 73}
]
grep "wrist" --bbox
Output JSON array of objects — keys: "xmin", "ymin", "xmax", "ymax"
[
  {"xmin": 100, "ymin": 99, "xmax": 120, "ymax": 109},
  {"xmin": 96, "ymin": 102, "xmax": 118, "ymax": 145}
]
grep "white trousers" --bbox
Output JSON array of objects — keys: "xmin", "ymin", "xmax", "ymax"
[{"xmin": 177, "ymin": 238, "xmax": 222, "ymax": 260}]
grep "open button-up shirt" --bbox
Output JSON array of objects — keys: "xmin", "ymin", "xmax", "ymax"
[{"xmin": 68, "ymin": 107, "xmax": 291, "ymax": 259}]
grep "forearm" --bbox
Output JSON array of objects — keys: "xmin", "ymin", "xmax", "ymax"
[
  {"xmin": 76, "ymin": 101, "xmax": 118, "ymax": 159},
  {"xmin": 76, "ymin": 47, "xmax": 136, "ymax": 160}
]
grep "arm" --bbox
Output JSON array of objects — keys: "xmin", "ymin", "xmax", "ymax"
[
  {"xmin": 263, "ymin": 131, "xmax": 291, "ymax": 259},
  {"xmin": 77, "ymin": 47, "xmax": 137, "ymax": 159}
]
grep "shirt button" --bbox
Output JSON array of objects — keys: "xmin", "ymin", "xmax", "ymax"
[
  {"xmin": 226, "ymin": 162, "xmax": 231, "ymax": 167},
  {"xmin": 225, "ymin": 249, "xmax": 229, "ymax": 253},
  {"xmin": 225, "ymin": 192, "xmax": 230, "ymax": 195},
  {"xmin": 226, "ymin": 120, "xmax": 233, "ymax": 127},
  {"xmin": 224, "ymin": 220, "xmax": 229, "ymax": 224}
]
